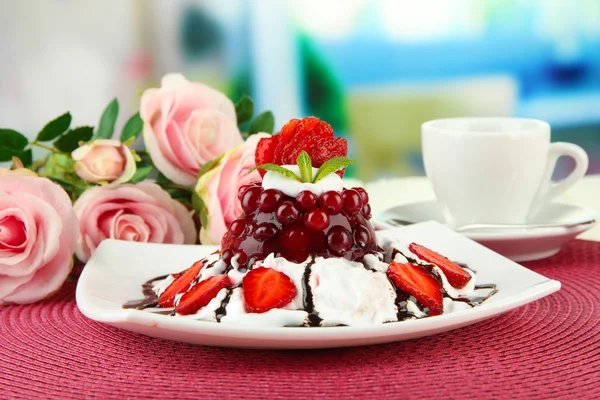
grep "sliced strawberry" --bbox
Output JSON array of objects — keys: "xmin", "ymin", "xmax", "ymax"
[
  {"xmin": 409, "ymin": 243, "xmax": 472, "ymax": 289},
  {"xmin": 158, "ymin": 260, "xmax": 204, "ymax": 307},
  {"xmin": 255, "ymin": 135, "xmax": 279, "ymax": 177},
  {"xmin": 274, "ymin": 118, "xmax": 301, "ymax": 162},
  {"xmin": 176, "ymin": 275, "xmax": 232, "ymax": 315},
  {"xmin": 387, "ymin": 261, "xmax": 443, "ymax": 316},
  {"xmin": 242, "ymin": 267, "xmax": 297, "ymax": 313},
  {"xmin": 253, "ymin": 117, "xmax": 348, "ymax": 177}
]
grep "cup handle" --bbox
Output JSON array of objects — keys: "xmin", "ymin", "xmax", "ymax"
[{"xmin": 530, "ymin": 142, "xmax": 589, "ymax": 215}]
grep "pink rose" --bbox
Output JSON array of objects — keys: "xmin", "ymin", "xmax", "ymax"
[
  {"xmin": 0, "ymin": 176, "xmax": 78, "ymax": 305},
  {"xmin": 72, "ymin": 139, "xmax": 136, "ymax": 184},
  {"xmin": 140, "ymin": 73, "xmax": 243, "ymax": 186},
  {"xmin": 196, "ymin": 133, "xmax": 270, "ymax": 245},
  {"xmin": 73, "ymin": 182, "xmax": 197, "ymax": 262}
]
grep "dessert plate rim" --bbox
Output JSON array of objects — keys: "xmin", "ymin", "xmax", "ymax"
[{"xmin": 75, "ymin": 221, "xmax": 561, "ymax": 349}]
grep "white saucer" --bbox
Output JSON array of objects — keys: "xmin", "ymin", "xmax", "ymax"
[{"xmin": 375, "ymin": 202, "xmax": 597, "ymax": 262}]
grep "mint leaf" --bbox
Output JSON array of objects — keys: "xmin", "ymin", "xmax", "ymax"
[
  {"xmin": 95, "ymin": 98, "xmax": 119, "ymax": 139},
  {"xmin": 36, "ymin": 112, "xmax": 71, "ymax": 142},
  {"xmin": 0, "ymin": 129, "xmax": 28, "ymax": 150},
  {"xmin": 197, "ymin": 154, "xmax": 224, "ymax": 179},
  {"xmin": 54, "ymin": 126, "xmax": 94, "ymax": 153},
  {"xmin": 130, "ymin": 165, "xmax": 153, "ymax": 183},
  {"xmin": 296, "ymin": 151, "xmax": 313, "ymax": 183},
  {"xmin": 249, "ymin": 163, "xmax": 301, "ymax": 182},
  {"xmin": 313, "ymin": 157, "xmax": 354, "ymax": 183},
  {"xmin": 235, "ymin": 95, "xmax": 254, "ymax": 125},
  {"xmin": 120, "ymin": 112, "xmax": 143, "ymax": 143},
  {"xmin": 249, "ymin": 111, "xmax": 274, "ymax": 134}
]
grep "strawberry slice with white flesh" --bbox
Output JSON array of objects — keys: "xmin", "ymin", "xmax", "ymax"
[
  {"xmin": 176, "ymin": 275, "xmax": 233, "ymax": 315},
  {"xmin": 409, "ymin": 243, "xmax": 472, "ymax": 289},
  {"xmin": 387, "ymin": 261, "xmax": 444, "ymax": 316},
  {"xmin": 157, "ymin": 260, "xmax": 204, "ymax": 307}
]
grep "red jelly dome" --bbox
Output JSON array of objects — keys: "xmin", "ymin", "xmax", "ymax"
[{"xmin": 221, "ymin": 183, "xmax": 377, "ymax": 266}]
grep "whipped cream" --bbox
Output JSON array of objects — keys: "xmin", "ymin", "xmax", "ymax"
[
  {"xmin": 310, "ymin": 257, "xmax": 397, "ymax": 326},
  {"xmin": 261, "ymin": 165, "xmax": 343, "ymax": 197},
  {"xmin": 141, "ymin": 243, "xmax": 496, "ymax": 327}
]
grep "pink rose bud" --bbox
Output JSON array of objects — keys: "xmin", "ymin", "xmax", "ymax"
[
  {"xmin": 0, "ymin": 176, "xmax": 79, "ymax": 305},
  {"xmin": 72, "ymin": 139, "xmax": 136, "ymax": 184},
  {"xmin": 73, "ymin": 182, "xmax": 197, "ymax": 262},
  {"xmin": 195, "ymin": 133, "xmax": 270, "ymax": 245},
  {"xmin": 140, "ymin": 73, "xmax": 243, "ymax": 186}
]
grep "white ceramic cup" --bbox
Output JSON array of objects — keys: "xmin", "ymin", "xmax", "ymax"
[{"xmin": 421, "ymin": 117, "xmax": 589, "ymax": 228}]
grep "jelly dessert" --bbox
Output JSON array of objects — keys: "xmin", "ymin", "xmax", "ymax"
[{"xmin": 124, "ymin": 117, "xmax": 497, "ymax": 326}]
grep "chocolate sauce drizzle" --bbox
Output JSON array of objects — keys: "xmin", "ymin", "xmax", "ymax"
[
  {"xmin": 215, "ymin": 287, "xmax": 233, "ymax": 322},
  {"xmin": 301, "ymin": 260, "xmax": 322, "ymax": 327},
  {"xmin": 122, "ymin": 274, "xmax": 168, "ymax": 310},
  {"xmin": 450, "ymin": 284, "xmax": 498, "ymax": 306},
  {"xmin": 123, "ymin": 251, "xmax": 498, "ymax": 325}
]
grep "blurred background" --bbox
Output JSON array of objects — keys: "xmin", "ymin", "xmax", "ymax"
[{"xmin": 1, "ymin": 0, "xmax": 599, "ymax": 181}]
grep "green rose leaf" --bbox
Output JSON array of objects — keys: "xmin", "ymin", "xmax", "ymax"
[
  {"xmin": 94, "ymin": 98, "xmax": 119, "ymax": 139},
  {"xmin": 14, "ymin": 148, "xmax": 33, "ymax": 167},
  {"xmin": 248, "ymin": 111, "xmax": 275, "ymax": 134},
  {"xmin": 0, "ymin": 147, "xmax": 31, "ymax": 164},
  {"xmin": 120, "ymin": 112, "xmax": 143, "ymax": 143},
  {"xmin": 296, "ymin": 151, "xmax": 313, "ymax": 183},
  {"xmin": 36, "ymin": 112, "xmax": 72, "ymax": 142},
  {"xmin": 130, "ymin": 165, "xmax": 154, "ymax": 183},
  {"xmin": 313, "ymin": 157, "xmax": 355, "ymax": 183},
  {"xmin": 54, "ymin": 126, "xmax": 94, "ymax": 153},
  {"xmin": 156, "ymin": 171, "xmax": 172, "ymax": 185},
  {"xmin": 249, "ymin": 163, "xmax": 301, "ymax": 182},
  {"xmin": 235, "ymin": 95, "xmax": 254, "ymax": 125},
  {"xmin": 197, "ymin": 153, "xmax": 225, "ymax": 179},
  {"xmin": 0, "ymin": 129, "xmax": 28, "ymax": 150}
]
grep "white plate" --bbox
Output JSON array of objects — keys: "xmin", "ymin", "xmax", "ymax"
[
  {"xmin": 76, "ymin": 221, "xmax": 560, "ymax": 349},
  {"xmin": 374, "ymin": 202, "xmax": 597, "ymax": 262}
]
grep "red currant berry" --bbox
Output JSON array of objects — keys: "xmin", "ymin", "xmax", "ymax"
[
  {"xmin": 254, "ymin": 222, "xmax": 278, "ymax": 242},
  {"xmin": 282, "ymin": 226, "xmax": 310, "ymax": 252},
  {"xmin": 304, "ymin": 208, "xmax": 330, "ymax": 231},
  {"xmin": 342, "ymin": 189, "xmax": 363, "ymax": 215},
  {"xmin": 258, "ymin": 189, "xmax": 284, "ymax": 213},
  {"xmin": 319, "ymin": 191, "xmax": 343, "ymax": 215},
  {"xmin": 229, "ymin": 219, "xmax": 247, "ymax": 239},
  {"xmin": 361, "ymin": 203, "xmax": 372, "ymax": 219},
  {"xmin": 233, "ymin": 250, "xmax": 248, "ymax": 267},
  {"xmin": 275, "ymin": 201, "xmax": 301, "ymax": 225},
  {"xmin": 354, "ymin": 187, "xmax": 369, "ymax": 205},
  {"xmin": 241, "ymin": 186, "xmax": 261, "ymax": 214},
  {"xmin": 237, "ymin": 184, "xmax": 254, "ymax": 201},
  {"xmin": 296, "ymin": 191, "xmax": 317, "ymax": 211},
  {"xmin": 353, "ymin": 225, "xmax": 372, "ymax": 248},
  {"xmin": 222, "ymin": 249, "xmax": 234, "ymax": 264},
  {"xmin": 327, "ymin": 226, "xmax": 353, "ymax": 256}
]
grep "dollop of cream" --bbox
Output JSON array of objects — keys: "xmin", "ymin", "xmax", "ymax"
[{"xmin": 261, "ymin": 165, "xmax": 343, "ymax": 197}]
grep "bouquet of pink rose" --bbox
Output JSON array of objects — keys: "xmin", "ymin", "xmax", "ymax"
[{"xmin": 0, "ymin": 73, "xmax": 275, "ymax": 305}]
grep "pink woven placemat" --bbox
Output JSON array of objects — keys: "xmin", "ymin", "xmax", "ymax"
[{"xmin": 1, "ymin": 240, "xmax": 599, "ymax": 399}]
